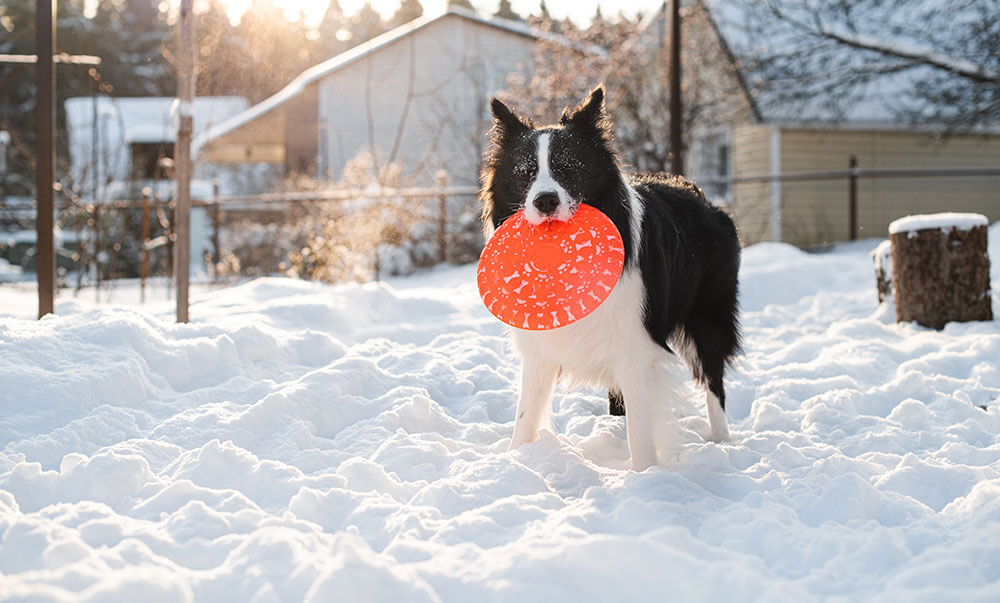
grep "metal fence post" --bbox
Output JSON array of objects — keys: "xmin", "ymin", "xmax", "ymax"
[
  {"xmin": 141, "ymin": 188, "xmax": 151, "ymax": 303},
  {"xmin": 848, "ymin": 155, "xmax": 858, "ymax": 241}
]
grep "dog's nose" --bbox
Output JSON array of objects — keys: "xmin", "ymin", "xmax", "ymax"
[{"xmin": 533, "ymin": 192, "xmax": 559, "ymax": 216}]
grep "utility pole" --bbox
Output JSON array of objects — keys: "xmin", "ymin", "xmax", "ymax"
[
  {"xmin": 668, "ymin": 0, "xmax": 683, "ymax": 175},
  {"xmin": 175, "ymin": 0, "xmax": 196, "ymax": 323},
  {"xmin": 35, "ymin": 0, "xmax": 56, "ymax": 318}
]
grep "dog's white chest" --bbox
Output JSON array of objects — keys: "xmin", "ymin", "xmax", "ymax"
[{"xmin": 511, "ymin": 267, "xmax": 653, "ymax": 388}]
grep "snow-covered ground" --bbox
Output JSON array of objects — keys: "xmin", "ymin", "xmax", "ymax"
[{"xmin": 2, "ymin": 227, "xmax": 999, "ymax": 601}]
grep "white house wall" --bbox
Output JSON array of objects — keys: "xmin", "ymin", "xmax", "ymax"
[{"xmin": 317, "ymin": 15, "xmax": 534, "ymax": 187}]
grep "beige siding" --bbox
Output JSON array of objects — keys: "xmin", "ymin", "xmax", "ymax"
[
  {"xmin": 200, "ymin": 106, "xmax": 285, "ymax": 164},
  {"xmin": 779, "ymin": 129, "xmax": 1000, "ymax": 247},
  {"xmin": 731, "ymin": 124, "xmax": 773, "ymax": 245},
  {"xmin": 732, "ymin": 127, "xmax": 1000, "ymax": 248}
]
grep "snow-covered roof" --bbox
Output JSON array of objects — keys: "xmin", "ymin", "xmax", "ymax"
[
  {"xmin": 703, "ymin": 0, "xmax": 998, "ymax": 128},
  {"xmin": 65, "ymin": 96, "xmax": 249, "ymax": 145},
  {"xmin": 192, "ymin": 7, "xmax": 540, "ymax": 156}
]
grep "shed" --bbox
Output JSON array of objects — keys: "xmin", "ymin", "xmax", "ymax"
[{"xmin": 193, "ymin": 7, "xmax": 538, "ymax": 189}]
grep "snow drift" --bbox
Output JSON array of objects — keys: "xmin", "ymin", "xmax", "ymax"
[{"xmin": 2, "ymin": 228, "xmax": 999, "ymax": 601}]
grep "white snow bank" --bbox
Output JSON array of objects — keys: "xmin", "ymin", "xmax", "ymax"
[
  {"xmin": 1, "ymin": 226, "xmax": 999, "ymax": 600},
  {"xmin": 888, "ymin": 212, "xmax": 988, "ymax": 235}
]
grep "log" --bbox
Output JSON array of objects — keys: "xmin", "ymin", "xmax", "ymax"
[{"xmin": 888, "ymin": 213, "xmax": 993, "ymax": 330}]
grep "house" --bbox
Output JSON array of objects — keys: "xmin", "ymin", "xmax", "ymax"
[
  {"xmin": 193, "ymin": 7, "xmax": 538, "ymax": 190},
  {"xmin": 61, "ymin": 96, "xmax": 249, "ymax": 276},
  {"xmin": 64, "ymin": 96, "xmax": 249, "ymax": 200},
  {"xmin": 686, "ymin": 0, "xmax": 1000, "ymax": 247}
]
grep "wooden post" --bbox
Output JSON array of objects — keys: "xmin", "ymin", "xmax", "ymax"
[
  {"xmin": 174, "ymin": 0, "xmax": 195, "ymax": 323},
  {"xmin": 848, "ymin": 155, "xmax": 858, "ymax": 241},
  {"xmin": 141, "ymin": 187, "xmax": 151, "ymax": 303},
  {"xmin": 889, "ymin": 213, "xmax": 993, "ymax": 329},
  {"xmin": 35, "ymin": 0, "xmax": 56, "ymax": 318},
  {"xmin": 436, "ymin": 170, "xmax": 448, "ymax": 264},
  {"xmin": 668, "ymin": 0, "xmax": 683, "ymax": 175},
  {"xmin": 211, "ymin": 181, "xmax": 221, "ymax": 278}
]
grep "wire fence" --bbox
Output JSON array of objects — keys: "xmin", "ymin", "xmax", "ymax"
[
  {"xmin": 699, "ymin": 160, "xmax": 1000, "ymax": 247},
  {"xmin": 4, "ymin": 161, "xmax": 1000, "ymax": 308},
  {"xmin": 0, "ymin": 182, "xmax": 483, "ymax": 303}
]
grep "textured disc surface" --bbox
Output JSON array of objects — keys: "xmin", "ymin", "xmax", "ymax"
[{"xmin": 477, "ymin": 204, "xmax": 625, "ymax": 330}]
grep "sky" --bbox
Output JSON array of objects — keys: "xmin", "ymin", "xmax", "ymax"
[{"xmin": 218, "ymin": 0, "xmax": 668, "ymax": 27}]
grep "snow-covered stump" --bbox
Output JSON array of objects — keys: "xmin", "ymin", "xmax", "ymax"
[{"xmin": 888, "ymin": 213, "xmax": 993, "ymax": 330}]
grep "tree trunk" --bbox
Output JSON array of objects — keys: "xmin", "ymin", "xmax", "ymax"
[{"xmin": 889, "ymin": 214, "xmax": 992, "ymax": 330}]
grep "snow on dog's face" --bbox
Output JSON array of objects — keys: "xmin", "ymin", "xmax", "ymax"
[{"xmin": 481, "ymin": 87, "xmax": 625, "ymax": 233}]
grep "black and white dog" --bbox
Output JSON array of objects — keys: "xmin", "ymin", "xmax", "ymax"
[{"xmin": 481, "ymin": 87, "xmax": 741, "ymax": 470}]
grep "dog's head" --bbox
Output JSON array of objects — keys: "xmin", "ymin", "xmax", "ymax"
[{"xmin": 480, "ymin": 86, "xmax": 626, "ymax": 235}]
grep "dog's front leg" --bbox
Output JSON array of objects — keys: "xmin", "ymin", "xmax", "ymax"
[{"xmin": 510, "ymin": 359, "xmax": 559, "ymax": 449}]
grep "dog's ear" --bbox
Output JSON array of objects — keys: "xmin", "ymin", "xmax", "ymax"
[
  {"xmin": 560, "ymin": 86, "xmax": 606, "ymax": 128},
  {"xmin": 490, "ymin": 97, "xmax": 531, "ymax": 136}
]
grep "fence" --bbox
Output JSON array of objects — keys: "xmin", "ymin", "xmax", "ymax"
[
  {"xmin": 0, "ymin": 180, "xmax": 482, "ymax": 307},
  {"xmin": 699, "ymin": 159, "xmax": 1000, "ymax": 247}
]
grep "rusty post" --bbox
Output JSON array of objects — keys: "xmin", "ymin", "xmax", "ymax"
[
  {"xmin": 35, "ymin": 0, "xmax": 56, "ymax": 317},
  {"xmin": 174, "ymin": 0, "xmax": 196, "ymax": 322},
  {"xmin": 141, "ymin": 187, "xmax": 151, "ymax": 303},
  {"xmin": 668, "ymin": 0, "xmax": 683, "ymax": 175}
]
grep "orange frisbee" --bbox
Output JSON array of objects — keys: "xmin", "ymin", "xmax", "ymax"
[{"xmin": 477, "ymin": 204, "xmax": 625, "ymax": 330}]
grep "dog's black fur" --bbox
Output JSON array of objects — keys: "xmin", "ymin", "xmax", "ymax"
[{"xmin": 482, "ymin": 86, "xmax": 741, "ymax": 453}]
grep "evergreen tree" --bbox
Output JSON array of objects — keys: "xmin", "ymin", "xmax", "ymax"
[
  {"xmin": 194, "ymin": 0, "xmax": 246, "ymax": 97},
  {"xmin": 316, "ymin": 0, "xmax": 351, "ymax": 57},
  {"xmin": 348, "ymin": 2, "xmax": 388, "ymax": 45},
  {"xmin": 530, "ymin": 0, "xmax": 560, "ymax": 32},
  {"xmin": 0, "ymin": 0, "xmax": 132, "ymax": 197},
  {"xmin": 389, "ymin": 0, "xmax": 424, "ymax": 28},
  {"xmin": 495, "ymin": 0, "xmax": 522, "ymax": 21},
  {"xmin": 92, "ymin": 0, "xmax": 172, "ymax": 96},
  {"xmin": 235, "ymin": 0, "xmax": 317, "ymax": 102}
]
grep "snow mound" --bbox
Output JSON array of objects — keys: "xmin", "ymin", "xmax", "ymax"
[{"xmin": 2, "ymin": 228, "xmax": 1000, "ymax": 600}]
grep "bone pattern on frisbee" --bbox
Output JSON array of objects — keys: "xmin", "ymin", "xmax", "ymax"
[{"xmin": 477, "ymin": 205, "xmax": 625, "ymax": 330}]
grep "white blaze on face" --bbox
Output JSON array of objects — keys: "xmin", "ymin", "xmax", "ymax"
[{"xmin": 524, "ymin": 132, "xmax": 575, "ymax": 225}]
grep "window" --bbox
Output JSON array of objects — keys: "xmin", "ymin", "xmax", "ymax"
[
  {"xmin": 130, "ymin": 142, "xmax": 173, "ymax": 180},
  {"xmin": 716, "ymin": 142, "xmax": 730, "ymax": 199},
  {"xmin": 698, "ymin": 131, "xmax": 731, "ymax": 203}
]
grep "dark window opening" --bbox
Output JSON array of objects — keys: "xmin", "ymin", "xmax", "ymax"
[{"xmin": 130, "ymin": 142, "xmax": 174, "ymax": 180}]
